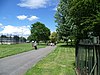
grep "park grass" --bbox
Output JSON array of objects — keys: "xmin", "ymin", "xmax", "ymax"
[
  {"xmin": 25, "ymin": 43, "xmax": 76, "ymax": 75},
  {"xmin": 0, "ymin": 43, "xmax": 46, "ymax": 58}
]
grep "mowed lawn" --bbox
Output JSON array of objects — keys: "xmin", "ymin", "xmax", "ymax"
[
  {"xmin": 0, "ymin": 43, "xmax": 46, "ymax": 58},
  {"xmin": 25, "ymin": 44, "xmax": 76, "ymax": 75}
]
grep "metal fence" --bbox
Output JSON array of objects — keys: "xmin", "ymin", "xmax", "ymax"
[
  {"xmin": 0, "ymin": 35, "xmax": 26, "ymax": 44},
  {"xmin": 76, "ymin": 39, "xmax": 100, "ymax": 75}
]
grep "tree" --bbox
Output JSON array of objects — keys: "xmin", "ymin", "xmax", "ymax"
[
  {"xmin": 69, "ymin": 0, "xmax": 100, "ymax": 38},
  {"xmin": 1, "ymin": 35, "xmax": 7, "ymax": 38},
  {"xmin": 27, "ymin": 35, "xmax": 32, "ymax": 42},
  {"xmin": 29, "ymin": 22, "xmax": 50, "ymax": 42},
  {"xmin": 55, "ymin": 0, "xmax": 75, "ymax": 43},
  {"xmin": 55, "ymin": 0, "xmax": 100, "ymax": 44},
  {"xmin": 13, "ymin": 35, "xmax": 19, "ymax": 43},
  {"xmin": 0, "ymin": 35, "xmax": 7, "ymax": 44},
  {"xmin": 50, "ymin": 32, "xmax": 57, "ymax": 43}
]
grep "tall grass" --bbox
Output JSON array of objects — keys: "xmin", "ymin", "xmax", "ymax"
[
  {"xmin": 25, "ymin": 44, "xmax": 76, "ymax": 75},
  {"xmin": 0, "ymin": 43, "xmax": 46, "ymax": 58}
]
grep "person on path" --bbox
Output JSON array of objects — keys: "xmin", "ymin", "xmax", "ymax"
[{"xmin": 32, "ymin": 41, "xmax": 37, "ymax": 50}]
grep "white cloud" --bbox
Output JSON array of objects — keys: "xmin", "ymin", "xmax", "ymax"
[
  {"xmin": 53, "ymin": 7, "xmax": 57, "ymax": 11},
  {"xmin": 28, "ymin": 16, "xmax": 39, "ymax": 21},
  {"xmin": 18, "ymin": 0, "xmax": 48, "ymax": 9},
  {"xmin": 0, "ymin": 23, "xmax": 3, "ymax": 27},
  {"xmin": 17, "ymin": 15, "xmax": 27, "ymax": 20},
  {"xmin": 17, "ymin": 15, "xmax": 39, "ymax": 21},
  {"xmin": 0, "ymin": 23, "xmax": 4, "ymax": 28},
  {"xmin": 0, "ymin": 25, "xmax": 31, "ymax": 38}
]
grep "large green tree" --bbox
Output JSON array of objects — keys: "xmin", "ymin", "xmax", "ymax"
[
  {"xmin": 55, "ymin": 0, "xmax": 75, "ymax": 42},
  {"xmin": 28, "ymin": 22, "xmax": 50, "ymax": 42},
  {"xmin": 55, "ymin": 0, "xmax": 100, "ymax": 43},
  {"xmin": 69, "ymin": 0, "xmax": 100, "ymax": 38},
  {"xmin": 50, "ymin": 32, "xmax": 57, "ymax": 43}
]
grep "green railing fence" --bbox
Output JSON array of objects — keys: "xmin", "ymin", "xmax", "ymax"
[{"xmin": 76, "ymin": 39, "xmax": 100, "ymax": 75}]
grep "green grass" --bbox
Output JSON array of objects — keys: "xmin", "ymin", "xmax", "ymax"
[
  {"xmin": 0, "ymin": 43, "xmax": 46, "ymax": 58},
  {"xmin": 25, "ymin": 44, "xmax": 76, "ymax": 75}
]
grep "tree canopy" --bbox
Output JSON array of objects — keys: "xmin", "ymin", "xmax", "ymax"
[
  {"xmin": 50, "ymin": 32, "xmax": 57, "ymax": 43},
  {"xmin": 55, "ymin": 0, "xmax": 100, "ymax": 42},
  {"xmin": 28, "ymin": 22, "xmax": 50, "ymax": 42}
]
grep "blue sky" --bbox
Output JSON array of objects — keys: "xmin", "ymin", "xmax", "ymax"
[{"xmin": 0, "ymin": 0, "xmax": 59, "ymax": 37}]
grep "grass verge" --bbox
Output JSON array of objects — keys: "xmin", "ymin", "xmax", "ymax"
[
  {"xmin": 25, "ymin": 43, "xmax": 76, "ymax": 75},
  {"xmin": 0, "ymin": 43, "xmax": 46, "ymax": 58}
]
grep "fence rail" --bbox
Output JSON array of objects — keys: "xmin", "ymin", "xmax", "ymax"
[{"xmin": 76, "ymin": 41, "xmax": 100, "ymax": 75}]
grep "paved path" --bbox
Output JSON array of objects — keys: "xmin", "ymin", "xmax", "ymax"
[{"xmin": 0, "ymin": 46, "xmax": 56, "ymax": 75}]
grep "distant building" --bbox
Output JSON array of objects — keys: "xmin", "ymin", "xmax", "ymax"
[{"xmin": 0, "ymin": 38, "xmax": 19, "ymax": 45}]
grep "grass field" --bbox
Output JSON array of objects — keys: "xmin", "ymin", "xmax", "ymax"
[
  {"xmin": 25, "ymin": 44, "xmax": 76, "ymax": 75},
  {"xmin": 0, "ymin": 43, "xmax": 46, "ymax": 58}
]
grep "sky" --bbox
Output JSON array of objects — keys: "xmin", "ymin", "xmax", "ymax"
[{"xmin": 0, "ymin": 0, "xmax": 59, "ymax": 38}]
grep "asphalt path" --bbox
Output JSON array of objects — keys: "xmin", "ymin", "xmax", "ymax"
[{"xmin": 0, "ymin": 46, "xmax": 56, "ymax": 75}]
